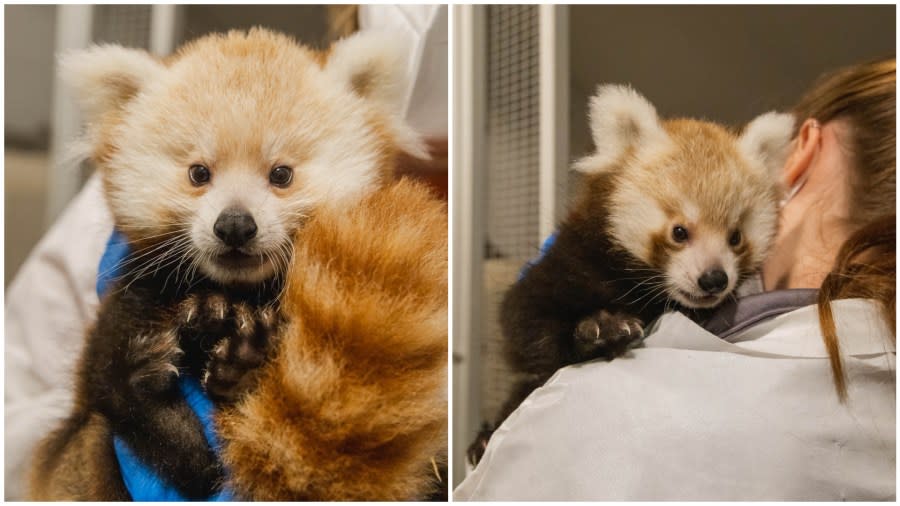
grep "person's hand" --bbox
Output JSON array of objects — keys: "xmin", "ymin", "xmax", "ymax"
[{"xmin": 98, "ymin": 230, "xmax": 234, "ymax": 501}]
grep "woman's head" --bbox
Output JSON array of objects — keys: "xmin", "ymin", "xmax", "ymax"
[
  {"xmin": 781, "ymin": 57, "xmax": 895, "ymax": 400},
  {"xmin": 764, "ymin": 58, "xmax": 895, "ymax": 291},
  {"xmin": 792, "ymin": 58, "xmax": 895, "ymax": 224}
]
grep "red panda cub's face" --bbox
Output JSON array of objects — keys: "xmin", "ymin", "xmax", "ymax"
[
  {"xmin": 62, "ymin": 29, "xmax": 425, "ymax": 284},
  {"xmin": 576, "ymin": 85, "xmax": 794, "ymax": 308}
]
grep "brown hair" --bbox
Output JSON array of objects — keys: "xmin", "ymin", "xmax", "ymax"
[{"xmin": 794, "ymin": 58, "xmax": 896, "ymax": 400}]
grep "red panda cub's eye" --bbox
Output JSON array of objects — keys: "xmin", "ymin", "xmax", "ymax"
[
  {"xmin": 188, "ymin": 164, "xmax": 210, "ymax": 186},
  {"xmin": 729, "ymin": 229, "xmax": 742, "ymax": 247},
  {"xmin": 672, "ymin": 225, "xmax": 689, "ymax": 243},
  {"xmin": 269, "ymin": 166, "xmax": 293, "ymax": 188}
]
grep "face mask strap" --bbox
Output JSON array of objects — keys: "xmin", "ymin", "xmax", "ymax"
[
  {"xmin": 779, "ymin": 171, "xmax": 810, "ymax": 208},
  {"xmin": 779, "ymin": 119, "xmax": 820, "ymax": 209}
]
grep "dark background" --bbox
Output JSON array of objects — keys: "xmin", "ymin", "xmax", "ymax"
[{"xmin": 569, "ymin": 5, "xmax": 896, "ymax": 159}]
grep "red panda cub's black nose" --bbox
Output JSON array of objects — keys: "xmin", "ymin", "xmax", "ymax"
[
  {"xmin": 698, "ymin": 269, "xmax": 728, "ymax": 294},
  {"xmin": 214, "ymin": 206, "xmax": 258, "ymax": 247}
]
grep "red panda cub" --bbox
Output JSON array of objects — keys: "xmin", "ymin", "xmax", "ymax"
[
  {"xmin": 468, "ymin": 85, "xmax": 793, "ymax": 464},
  {"xmin": 28, "ymin": 29, "xmax": 446, "ymax": 500}
]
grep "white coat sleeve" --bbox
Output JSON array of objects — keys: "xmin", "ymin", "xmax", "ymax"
[
  {"xmin": 358, "ymin": 4, "xmax": 448, "ymax": 138},
  {"xmin": 4, "ymin": 174, "xmax": 113, "ymax": 500}
]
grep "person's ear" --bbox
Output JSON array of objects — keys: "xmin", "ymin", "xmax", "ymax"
[{"xmin": 781, "ymin": 119, "xmax": 821, "ymax": 188}]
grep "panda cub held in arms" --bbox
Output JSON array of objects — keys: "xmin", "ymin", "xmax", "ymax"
[
  {"xmin": 29, "ymin": 29, "xmax": 448, "ymax": 501},
  {"xmin": 468, "ymin": 85, "xmax": 793, "ymax": 465}
]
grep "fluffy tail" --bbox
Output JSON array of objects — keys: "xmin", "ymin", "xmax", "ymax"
[
  {"xmin": 217, "ymin": 179, "xmax": 448, "ymax": 500},
  {"xmin": 27, "ymin": 412, "xmax": 129, "ymax": 500}
]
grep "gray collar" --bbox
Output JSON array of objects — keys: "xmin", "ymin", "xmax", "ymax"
[{"xmin": 698, "ymin": 289, "xmax": 820, "ymax": 342}]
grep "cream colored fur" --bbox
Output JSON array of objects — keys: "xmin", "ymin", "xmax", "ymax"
[
  {"xmin": 738, "ymin": 111, "xmax": 796, "ymax": 177},
  {"xmin": 575, "ymin": 84, "xmax": 673, "ymax": 174},
  {"xmin": 575, "ymin": 85, "xmax": 792, "ymax": 307},
  {"xmin": 61, "ymin": 29, "xmax": 427, "ymax": 284}
]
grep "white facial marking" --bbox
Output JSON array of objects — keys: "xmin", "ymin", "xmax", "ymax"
[
  {"xmin": 69, "ymin": 32, "xmax": 427, "ymax": 289},
  {"xmin": 665, "ymin": 229, "xmax": 740, "ymax": 308},
  {"xmin": 608, "ymin": 181, "xmax": 668, "ymax": 262},
  {"xmin": 682, "ymin": 201, "xmax": 700, "ymax": 224}
]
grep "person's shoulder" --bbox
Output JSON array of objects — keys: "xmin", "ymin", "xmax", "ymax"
[
  {"xmin": 824, "ymin": 298, "xmax": 895, "ymax": 354},
  {"xmin": 779, "ymin": 298, "xmax": 893, "ymax": 346},
  {"xmin": 729, "ymin": 298, "xmax": 894, "ymax": 357}
]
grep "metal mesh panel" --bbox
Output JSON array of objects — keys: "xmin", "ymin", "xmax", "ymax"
[
  {"xmin": 484, "ymin": 5, "xmax": 540, "ymax": 261},
  {"xmin": 479, "ymin": 5, "xmax": 541, "ymax": 423},
  {"xmin": 87, "ymin": 6, "xmax": 152, "ymax": 182},
  {"xmin": 92, "ymin": 5, "xmax": 151, "ymax": 49}
]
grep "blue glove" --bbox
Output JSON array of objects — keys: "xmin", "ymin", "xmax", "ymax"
[
  {"xmin": 98, "ymin": 230, "xmax": 233, "ymax": 501},
  {"xmin": 519, "ymin": 232, "xmax": 557, "ymax": 280},
  {"xmin": 96, "ymin": 230, "xmax": 130, "ymax": 296}
]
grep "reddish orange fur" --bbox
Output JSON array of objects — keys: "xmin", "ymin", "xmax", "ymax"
[{"xmin": 217, "ymin": 178, "xmax": 448, "ymax": 500}]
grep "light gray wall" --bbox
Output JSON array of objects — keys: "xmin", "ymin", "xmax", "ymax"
[
  {"xmin": 569, "ymin": 5, "xmax": 896, "ymax": 160},
  {"xmin": 180, "ymin": 5, "xmax": 328, "ymax": 48},
  {"xmin": 3, "ymin": 5, "xmax": 330, "ymax": 149},
  {"xmin": 5, "ymin": 5, "xmax": 57, "ymax": 147}
]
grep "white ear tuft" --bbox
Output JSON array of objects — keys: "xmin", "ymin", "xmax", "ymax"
[
  {"xmin": 325, "ymin": 31, "xmax": 429, "ymax": 160},
  {"xmin": 324, "ymin": 30, "xmax": 411, "ymax": 111},
  {"xmin": 390, "ymin": 116, "xmax": 430, "ymax": 160},
  {"xmin": 738, "ymin": 111, "xmax": 795, "ymax": 176},
  {"xmin": 575, "ymin": 84, "xmax": 668, "ymax": 174},
  {"xmin": 59, "ymin": 44, "xmax": 165, "ymax": 122}
]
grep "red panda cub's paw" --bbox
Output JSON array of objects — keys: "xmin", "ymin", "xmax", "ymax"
[
  {"xmin": 201, "ymin": 305, "xmax": 282, "ymax": 403},
  {"xmin": 574, "ymin": 309, "xmax": 644, "ymax": 359},
  {"xmin": 127, "ymin": 330, "xmax": 183, "ymax": 397},
  {"xmin": 466, "ymin": 423, "xmax": 495, "ymax": 467},
  {"xmin": 174, "ymin": 293, "xmax": 282, "ymax": 403}
]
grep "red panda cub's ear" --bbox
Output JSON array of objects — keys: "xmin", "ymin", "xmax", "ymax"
[
  {"xmin": 324, "ymin": 31, "xmax": 429, "ymax": 160},
  {"xmin": 738, "ymin": 112, "xmax": 795, "ymax": 178},
  {"xmin": 325, "ymin": 30, "xmax": 408, "ymax": 110},
  {"xmin": 59, "ymin": 45, "xmax": 165, "ymax": 122},
  {"xmin": 575, "ymin": 84, "xmax": 670, "ymax": 174}
]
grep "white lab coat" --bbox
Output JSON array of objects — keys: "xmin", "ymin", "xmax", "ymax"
[
  {"xmin": 4, "ymin": 6, "xmax": 447, "ymax": 500},
  {"xmin": 455, "ymin": 299, "xmax": 895, "ymax": 501},
  {"xmin": 4, "ymin": 175, "xmax": 112, "ymax": 500},
  {"xmin": 359, "ymin": 5, "xmax": 447, "ymax": 139}
]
